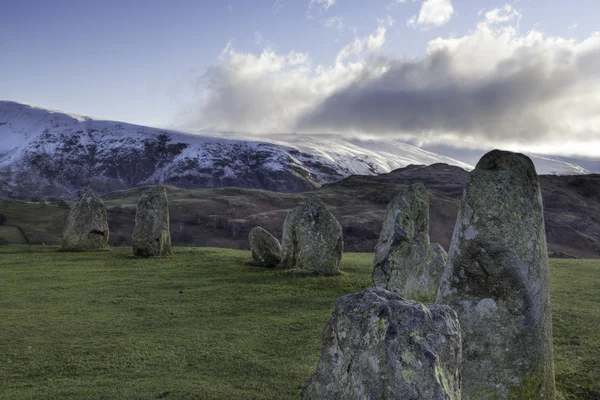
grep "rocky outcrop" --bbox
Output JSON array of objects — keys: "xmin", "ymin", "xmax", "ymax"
[
  {"xmin": 248, "ymin": 226, "xmax": 282, "ymax": 267},
  {"xmin": 280, "ymin": 198, "xmax": 343, "ymax": 275},
  {"xmin": 437, "ymin": 150, "xmax": 556, "ymax": 399},
  {"xmin": 132, "ymin": 187, "xmax": 172, "ymax": 257},
  {"xmin": 302, "ymin": 287, "xmax": 462, "ymax": 400},
  {"xmin": 373, "ymin": 183, "xmax": 447, "ymax": 301},
  {"xmin": 61, "ymin": 187, "xmax": 109, "ymax": 251}
]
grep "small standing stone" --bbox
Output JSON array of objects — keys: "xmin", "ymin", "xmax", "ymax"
[
  {"xmin": 302, "ymin": 287, "xmax": 462, "ymax": 400},
  {"xmin": 437, "ymin": 150, "xmax": 556, "ymax": 399},
  {"xmin": 248, "ymin": 226, "xmax": 282, "ymax": 267},
  {"xmin": 280, "ymin": 197, "xmax": 343, "ymax": 275},
  {"xmin": 61, "ymin": 187, "xmax": 109, "ymax": 251},
  {"xmin": 132, "ymin": 187, "xmax": 172, "ymax": 257},
  {"xmin": 373, "ymin": 183, "xmax": 447, "ymax": 302}
]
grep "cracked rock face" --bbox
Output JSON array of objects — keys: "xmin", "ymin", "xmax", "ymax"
[
  {"xmin": 437, "ymin": 150, "xmax": 556, "ymax": 399},
  {"xmin": 280, "ymin": 197, "xmax": 343, "ymax": 275},
  {"xmin": 248, "ymin": 226, "xmax": 282, "ymax": 267},
  {"xmin": 373, "ymin": 183, "xmax": 447, "ymax": 302},
  {"xmin": 132, "ymin": 187, "xmax": 172, "ymax": 257},
  {"xmin": 61, "ymin": 187, "xmax": 109, "ymax": 251},
  {"xmin": 302, "ymin": 287, "xmax": 462, "ymax": 400}
]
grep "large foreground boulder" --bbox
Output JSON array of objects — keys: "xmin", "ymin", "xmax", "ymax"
[
  {"xmin": 437, "ymin": 150, "xmax": 556, "ymax": 399},
  {"xmin": 280, "ymin": 198, "xmax": 343, "ymax": 275},
  {"xmin": 248, "ymin": 226, "xmax": 281, "ymax": 267},
  {"xmin": 302, "ymin": 287, "xmax": 462, "ymax": 400},
  {"xmin": 373, "ymin": 183, "xmax": 447, "ymax": 301},
  {"xmin": 61, "ymin": 187, "xmax": 109, "ymax": 251},
  {"xmin": 132, "ymin": 187, "xmax": 172, "ymax": 257}
]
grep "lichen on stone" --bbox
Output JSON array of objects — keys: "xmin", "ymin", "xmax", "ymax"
[
  {"xmin": 437, "ymin": 150, "xmax": 556, "ymax": 399},
  {"xmin": 61, "ymin": 187, "xmax": 109, "ymax": 252},
  {"xmin": 373, "ymin": 183, "xmax": 447, "ymax": 302}
]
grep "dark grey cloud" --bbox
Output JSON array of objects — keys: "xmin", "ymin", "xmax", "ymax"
[
  {"xmin": 180, "ymin": 22, "xmax": 600, "ymax": 157},
  {"xmin": 296, "ymin": 47, "xmax": 584, "ymax": 143}
]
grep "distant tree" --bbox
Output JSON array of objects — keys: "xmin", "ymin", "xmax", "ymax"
[{"xmin": 0, "ymin": 213, "xmax": 6, "ymax": 226}]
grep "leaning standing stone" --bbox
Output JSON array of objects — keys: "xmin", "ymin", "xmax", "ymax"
[
  {"xmin": 132, "ymin": 187, "xmax": 172, "ymax": 257},
  {"xmin": 302, "ymin": 287, "xmax": 462, "ymax": 400},
  {"xmin": 373, "ymin": 183, "xmax": 447, "ymax": 302},
  {"xmin": 61, "ymin": 187, "xmax": 109, "ymax": 251},
  {"xmin": 437, "ymin": 150, "xmax": 556, "ymax": 399},
  {"xmin": 280, "ymin": 197, "xmax": 343, "ymax": 275},
  {"xmin": 248, "ymin": 226, "xmax": 281, "ymax": 267}
]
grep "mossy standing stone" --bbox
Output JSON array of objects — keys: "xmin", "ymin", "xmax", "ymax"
[
  {"xmin": 248, "ymin": 226, "xmax": 282, "ymax": 267},
  {"xmin": 132, "ymin": 187, "xmax": 172, "ymax": 257},
  {"xmin": 61, "ymin": 187, "xmax": 109, "ymax": 251},
  {"xmin": 302, "ymin": 287, "xmax": 462, "ymax": 399},
  {"xmin": 373, "ymin": 183, "xmax": 447, "ymax": 302},
  {"xmin": 437, "ymin": 150, "xmax": 556, "ymax": 399},
  {"xmin": 280, "ymin": 197, "xmax": 343, "ymax": 275}
]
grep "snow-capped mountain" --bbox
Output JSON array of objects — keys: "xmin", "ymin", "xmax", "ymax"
[{"xmin": 0, "ymin": 101, "xmax": 590, "ymax": 199}]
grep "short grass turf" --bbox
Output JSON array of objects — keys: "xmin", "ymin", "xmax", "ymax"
[{"xmin": 0, "ymin": 247, "xmax": 598, "ymax": 400}]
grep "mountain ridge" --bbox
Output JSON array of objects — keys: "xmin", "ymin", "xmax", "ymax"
[{"xmin": 0, "ymin": 101, "xmax": 591, "ymax": 200}]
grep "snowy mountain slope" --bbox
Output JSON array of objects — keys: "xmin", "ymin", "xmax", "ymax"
[{"xmin": 0, "ymin": 101, "xmax": 590, "ymax": 199}]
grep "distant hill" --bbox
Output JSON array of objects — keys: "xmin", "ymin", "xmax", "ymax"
[
  {"xmin": 0, "ymin": 101, "xmax": 473, "ymax": 200},
  {"xmin": 0, "ymin": 101, "xmax": 591, "ymax": 201},
  {"xmin": 1, "ymin": 163, "xmax": 598, "ymax": 258}
]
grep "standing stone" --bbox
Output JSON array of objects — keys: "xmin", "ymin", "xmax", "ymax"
[
  {"xmin": 302, "ymin": 287, "xmax": 462, "ymax": 400},
  {"xmin": 373, "ymin": 183, "xmax": 447, "ymax": 302},
  {"xmin": 132, "ymin": 187, "xmax": 172, "ymax": 257},
  {"xmin": 437, "ymin": 150, "xmax": 556, "ymax": 399},
  {"xmin": 248, "ymin": 226, "xmax": 282, "ymax": 267},
  {"xmin": 280, "ymin": 197, "xmax": 343, "ymax": 275},
  {"xmin": 61, "ymin": 187, "xmax": 109, "ymax": 251}
]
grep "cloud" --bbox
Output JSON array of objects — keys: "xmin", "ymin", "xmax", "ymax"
[
  {"xmin": 416, "ymin": 0, "xmax": 454, "ymax": 27},
  {"xmin": 335, "ymin": 26, "xmax": 386, "ymax": 64},
  {"xmin": 324, "ymin": 16, "xmax": 343, "ymax": 30},
  {"xmin": 484, "ymin": 4, "xmax": 520, "ymax": 25},
  {"xmin": 308, "ymin": 0, "xmax": 336, "ymax": 13},
  {"xmin": 272, "ymin": 0, "xmax": 284, "ymax": 14},
  {"xmin": 179, "ymin": 15, "xmax": 600, "ymax": 157}
]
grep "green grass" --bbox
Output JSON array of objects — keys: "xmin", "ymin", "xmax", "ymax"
[{"xmin": 0, "ymin": 247, "xmax": 598, "ymax": 399}]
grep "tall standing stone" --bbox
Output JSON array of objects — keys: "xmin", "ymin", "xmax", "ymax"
[
  {"xmin": 373, "ymin": 183, "xmax": 447, "ymax": 302},
  {"xmin": 302, "ymin": 287, "xmax": 462, "ymax": 400},
  {"xmin": 248, "ymin": 226, "xmax": 282, "ymax": 267},
  {"xmin": 437, "ymin": 150, "xmax": 556, "ymax": 399},
  {"xmin": 132, "ymin": 187, "xmax": 172, "ymax": 257},
  {"xmin": 280, "ymin": 197, "xmax": 343, "ymax": 275},
  {"xmin": 61, "ymin": 187, "xmax": 109, "ymax": 251}
]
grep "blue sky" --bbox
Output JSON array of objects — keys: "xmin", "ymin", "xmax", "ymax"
[{"xmin": 2, "ymin": 0, "xmax": 600, "ymax": 156}]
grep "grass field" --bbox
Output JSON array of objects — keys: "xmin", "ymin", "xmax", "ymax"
[{"xmin": 0, "ymin": 246, "xmax": 598, "ymax": 399}]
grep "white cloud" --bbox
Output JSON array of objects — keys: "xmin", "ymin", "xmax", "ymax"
[
  {"xmin": 324, "ymin": 16, "xmax": 344, "ymax": 30},
  {"xmin": 407, "ymin": 15, "xmax": 417, "ymax": 28},
  {"xmin": 308, "ymin": 0, "xmax": 336, "ymax": 12},
  {"xmin": 272, "ymin": 0, "xmax": 284, "ymax": 14},
  {"xmin": 336, "ymin": 26, "xmax": 387, "ymax": 64},
  {"xmin": 484, "ymin": 4, "xmax": 520, "ymax": 25},
  {"xmin": 417, "ymin": 0, "xmax": 454, "ymax": 27},
  {"xmin": 179, "ymin": 14, "xmax": 600, "ymax": 157},
  {"xmin": 377, "ymin": 15, "xmax": 396, "ymax": 28}
]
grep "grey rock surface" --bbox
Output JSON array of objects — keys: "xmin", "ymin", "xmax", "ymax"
[
  {"xmin": 280, "ymin": 197, "xmax": 343, "ymax": 275},
  {"xmin": 132, "ymin": 187, "xmax": 172, "ymax": 257},
  {"xmin": 61, "ymin": 187, "xmax": 109, "ymax": 251},
  {"xmin": 437, "ymin": 150, "xmax": 556, "ymax": 399},
  {"xmin": 373, "ymin": 183, "xmax": 447, "ymax": 301},
  {"xmin": 302, "ymin": 287, "xmax": 462, "ymax": 400},
  {"xmin": 248, "ymin": 226, "xmax": 282, "ymax": 267}
]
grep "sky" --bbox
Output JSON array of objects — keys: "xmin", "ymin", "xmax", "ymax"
[{"xmin": 2, "ymin": 0, "xmax": 600, "ymax": 158}]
